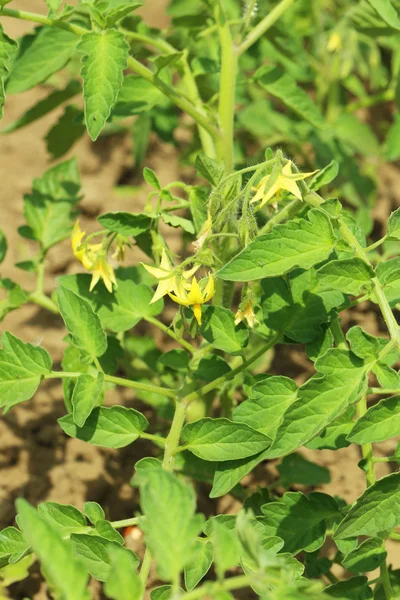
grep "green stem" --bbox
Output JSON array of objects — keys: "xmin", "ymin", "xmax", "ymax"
[
  {"xmin": 44, "ymin": 371, "xmax": 176, "ymax": 399},
  {"xmin": 238, "ymin": 0, "xmax": 294, "ymax": 55},
  {"xmin": 389, "ymin": 532, "xmax": 400, "ymax": 541},
  {"xmin": 366, "ymin": 236, "xmax": 386, "ymax": 253},
  {"xmin": 215, "ymin": 2, "xmax": 238, "ymax": 172},
  {"xmin": 368, "ymin": 388, "xmax": 400, "ymax": 395},
  {"xmin": 372, "ymin": 456, "xmax": 398, "ymax": 463},
  {"xmin": 140, "ymin": 432, "xmax": 166, "ymax": 446},
  {"xmin": 183, "ymin": 332, "xmax": 282, "ymax": 404},
  {"xmin": 179, "ymin": 574, "xmax": 252, "ymax": 600},
  {"xmin": 29, "ymin": 292, "xmax": 59, "ymax": 314},
  {"xmin": 110, "ymin": 516, "xmax": 140, "ymax": 529},
  {"xmin": 145, "ymin": 316, "xmax": 195, "ymax": 355},
  {"xmin": 380, "ymin": 559, "xmax": 393, "ymax": 600},
  {"xmin": 36, "ymin": 260, "xmax": 45, "ymax": 295},
  {"xmin": 356, "ymin": 394, "xmax": 375, "ymax": 488},
  {"xmin": 162, "ymin": 400, "xmax": 187, "ymax": 471},
  {"xmin": 260, "ymin": 199, "xmax": 303, "ymax": 234},
  {"xmin": 336, "ymin": 218, "xmax": 400, "ymax": 350},
  {"xmin": 1, "ymin": 6, "xmax": 87, "ymax": 34},
  {"xmin": 127, "ymin": 56, "xmax": 220, "ymax": 140},
  {"xmin": 139, "ymin": 548, "xmax": 152, "ymax": 589},
  {"xmin": 240, "ymin": 0, "xmax": 258, "ymax": 36}
]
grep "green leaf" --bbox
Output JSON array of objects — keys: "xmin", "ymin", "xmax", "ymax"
[
  {"xmin": 98, "ymin": 212, "xmax": 151, "ymax": 236},
  {"xmin": 139, "ymin": 469, "xmax": 203, "ymax": 582},
  {"xmin": 277, "ymin": 453, "xmax": 330, "ymax": 486},
  {"xmin": 45, "ymin": 104, "xmax": 86, "ymax": 159},
  {"xmin": 84, "ymin": 502, "xmax": 105, "ymax": 525},
  {"xmin": 218, "ymin": 209, "xmax": 335, "ymax": 282},
  {"xmin": 162, "ymin": 213, "xmax": 195, "ymax": 234},
  {"xmin": 373, "ymin": 362, "xmax": 400, "ymax": 389},
  {"xmin": 335, "ymin": 472, "xmax": 400, "ymax": 539},
  {"xmin": 325, "ymin": 576, "xmax": 373, "ymax": 599},
  {"xmin": 100, "ymin": 280, "xmax": 163, "ymax": 332},
  {"xmin": 192, "ymin": 355, "xmax": 231, "ymax": 382},
  {"xmin": 0, "ymin": 332, "xmax": 52, "ymax": 411},
  {"xmin": 346, "ymin": 326, "xmax": 390, "ymax": 361},
  {"xmin": 0, "ymin": 527, "xmax": 29, "ymax": 568},
  {"xmin": 233, "ymin": 376, "xmax": 298, "ymax": 439},
  {"xmin": 195, "ymin": 153, "xmax": 225, "ymax": 186},
  {"xmin": 348, "ymin": 395, "xmax": 400, "ymax": 444},
  {"xmin": 309, "ymin": 160, "xmax": 339, "ymax": 191},
  {"xmin": 316, "ymin": 258, "xmax": 374, "ymax": 295},
  {"xmin": 113, "ymin": 75, "xmax": 164, "ymax": 117},
  {"xmin": 387, "ymin": 207, "xmax": 400, "ymax": 240},
  {"xmin": 71, "ymin": 534, "xmax": 137, "ymax": 582},
  {"xmin": 143, "ymin": 167, "xmax": 161, "ymax": 189},
  {"xmin": 184, "ymin": 540, "xmax": 213, "ymax": 591},
  {"xmin": 158, "ymin": 349, "xmax": 189, "ymax": 372},
  {"xmin": 256, "ymin": 66, "xmax": 325, "ymax": 129},
  {"xmin": 23, "ymin": 158, "xmax": 81, "ymax": 250},
  {"xmin": 333, "ymin": 113, "xmax": 379, "ymax": 157},
  {"xmin": 95, "ymin": 520, "xmax": 124, "ymax": 545},
  {"xmin": 2, "ymin": 80, "xmax": 80, "ymax": 134},
  {"xmin": 210, "ymin": 449, "xmax": 270, "ymax": 498},
  {"xmin": 260, "ymin": 492, "xmax": 339, "ymax": 554},
  {"xmin": 57, "ymin": 286, "xmax": 107, "ymax": 363},
  {"xmin": 265, "ymin": 350, "xmax": 367, "ymax": 459},
  {"xmin": 342, "ymin": 538, "xmax": 387, "ymax": 573},
  {"xmin": 385, "ymin": 114, "xmax": 400, "ymax": 161},
  {"xmin": 72, "ymin": 373, "xmax": 104, "ymax": 427},
  {"xmin": 305, "ymin": 406, "xmax": 356, "ymax": 451},
  {"xmin": 150, "ymin": 586, "xmax": 184, "ymax": 600},
  {"xmin": 7, "ymin": 27, "xmax": 78, "ymax": 94},
  {"xmin": 104, "ymin": 545, "xmax": 142, "ymax": 600},
  {"xmin": 104, "ymin": 2, "xmax": 142, "ymax": 26},
  {"xmin": 153, "ymin": 51, "xmax": 184, "ymax": 73},
  {"xmin": 58, "ymin": 406, "xmax": 148, "ymax": 448},
  {"xmin": 16, "ymin": 499, "xmax": 89, "ymax": 600},
  {"xmin": 0, "ymin": 24, "xmax": 17, "ymax": 120},
  {"xmin": 37, "ymin": 502, "xmax": 86, "ymax": 535},
  {"xmin": 261, "ymin": 270, "xmax": 344, "ymax": 344},
  {"xmin": 200, "ymin": 306, "xmax": 248, "ymax": 355},
  {"xmin": 78, "ymin": 30, "xmax": 129, "ymax": 140},
  {"xmin": 45, "ymin": 0, "xmax": 62, "ymax": 17},
  {"xmin": 181, "ymin": 418, "xmax": 271, "ymax": 462},
  {"xmin": 366, "ymin": 0, "xmax": 400, "ymax": 30},
  {"xmin": 211, "ymin": 520, "xmax": 240, "ymax": 578}
]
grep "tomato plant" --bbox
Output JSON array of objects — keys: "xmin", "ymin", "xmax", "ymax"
[{"xmin": 0, "ymin": 0, "xmax": 400, "ymax": 598}]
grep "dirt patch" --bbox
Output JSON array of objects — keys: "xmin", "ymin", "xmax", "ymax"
[{"xmin": 0, "ymin": 1, "xmax": 400, "ymax": 598}]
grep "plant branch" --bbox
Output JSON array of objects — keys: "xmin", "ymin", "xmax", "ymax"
[
  {"xmin": 183, "ymin": 332, "xmax": 282, "ymax": 404},
  {"xmin": 238, "ymin": 0, "xmax": 294, "ymax": 56},
  {"xmin": 29, "ymin": 292, "xmax": 59, "ymax": 314},
  {"xmin": 44, "ymin": 371, "xmax": 176, "ymax": 399},
  {"xmin": 179, "ymin": 574, "xmax": 252, "ymax": 600},
  {"xmin": 162, "ymin": 400, "xmax": 187, "ymax": 471},
  {"xmin": 1, "ymin": 7, "xmax": 221, "ymax": 142},
  {"xmin": 145, "ymin": 316, "xmax": 195, "ymax": 355}
]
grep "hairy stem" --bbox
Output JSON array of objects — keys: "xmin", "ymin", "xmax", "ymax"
[
  {"xmin": 145, "ymin": 316, "xmax": 195, "ymax": 354},
  {"xmin": 29, "ymin": 292, "xmax": 59, "ymax": 314},
  {"xmin": 330, "ymin": 318, "xmax": 349, "ymax": 350},
  {"xmin": 162, "ymin": 400, "xmax": 187, "ymax": 471},
  {"xmin": 215, "ymin": 2, "xmax": 238, "ymax": 172},
  {"xmin": 238, "ymin": 0, "xmax": 294, "ymax": 55}
]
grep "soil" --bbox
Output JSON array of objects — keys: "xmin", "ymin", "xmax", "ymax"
[{"xmin": 0, "ymin": 2, "xmax": 399, "ymax": 598}]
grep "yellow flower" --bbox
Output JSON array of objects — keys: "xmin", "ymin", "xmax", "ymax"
[
  {"xmin": 327, "ymin": 31, "xmax": 342, "ymax": 53},
  {"xmin": 71, "ymin": 220, "xmax": 117, "ymax": 293},
  {"xmin": 193, "ymin": 211, "xmax": 212, "ymax": 252},
  {"xmin": 89, "ymin": 254, "xmax": 117, "ymax": 293},
  {"xmin": 142, "ymin": 249, "xmax": 199, "ymax": 304},
  {"xmin": 251, "ymin": 161, "xmax": 317, "ymax": 208},
  {"xmin": 235, "ymin": 301, "xmax": 259, "ymax": 329},
  {"xmin": 169, "ymin": 275, "xmax": 215, "ymax": 325}
]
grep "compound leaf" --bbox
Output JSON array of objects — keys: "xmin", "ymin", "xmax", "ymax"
[{"xmin": 347, "ymin": 395, "xmax": 400, "ymax": 444}]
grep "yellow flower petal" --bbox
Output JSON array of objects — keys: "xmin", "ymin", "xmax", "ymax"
[{"xmin": 193, "ymin": 303, "xmax": 202, "ymax": 325}]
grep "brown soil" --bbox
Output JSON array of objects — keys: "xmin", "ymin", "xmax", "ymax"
[{"xmin": 0, "ymin": 2, "xmax": 399, "ymax": 598}]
